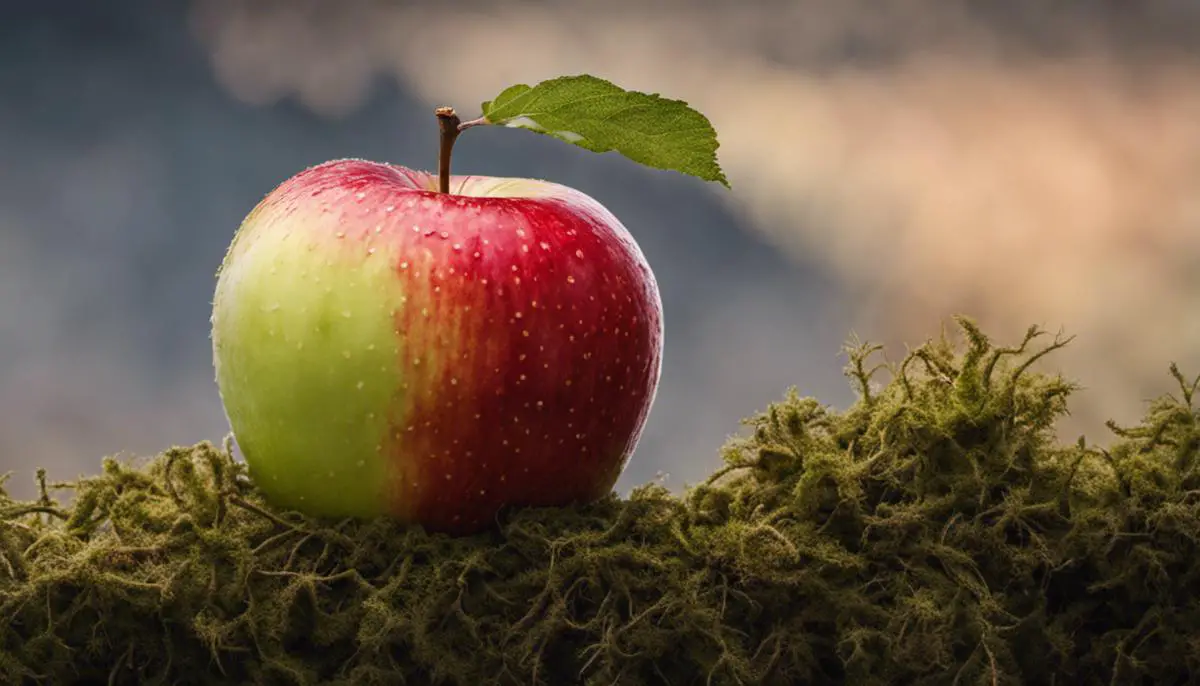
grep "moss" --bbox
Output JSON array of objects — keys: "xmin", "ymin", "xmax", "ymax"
[{"xmin": 2, "ymin": 316, "xmax": 1199, "ymax": 685}]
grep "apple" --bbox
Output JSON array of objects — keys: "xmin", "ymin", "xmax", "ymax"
[{"xmin": 211, "ymin": 158, "xmax": 663, "ymax": 533}]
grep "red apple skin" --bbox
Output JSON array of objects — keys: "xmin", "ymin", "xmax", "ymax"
[{"xmin": 212, "ymin": 159, "xmax": 663, "ymax": 534}]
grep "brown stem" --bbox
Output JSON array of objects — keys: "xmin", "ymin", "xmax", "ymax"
[{"xmin": 435, "ymin": 106, "xmax": 462, "ymax": 194}]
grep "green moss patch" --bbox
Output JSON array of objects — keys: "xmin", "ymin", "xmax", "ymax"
[{"xmin": 2, "ymin": 317, "xmax": 1198, "ymax": 685}]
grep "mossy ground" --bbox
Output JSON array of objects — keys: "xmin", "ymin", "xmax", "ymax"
[{"xmin": 2, "ymin": 318, "xmax": 1199, "ymax": 685}]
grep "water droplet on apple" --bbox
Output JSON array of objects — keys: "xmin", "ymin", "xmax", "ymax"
[{"xmin": 356, "ymin": 380, "xmax": 365, "ymax": 390}]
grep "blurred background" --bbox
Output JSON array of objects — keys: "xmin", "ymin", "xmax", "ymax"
[{"xmin": 3, "ymin": 0, "xmax": 1200, "ymax": 500}]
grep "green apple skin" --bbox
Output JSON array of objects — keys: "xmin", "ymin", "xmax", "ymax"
[{"xmin": 212, "ymin": 159, "xmax": 663, "ymax": 533}]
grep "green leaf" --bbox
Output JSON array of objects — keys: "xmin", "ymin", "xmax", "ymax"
[{"xmin": 479, "ymin": 75, "xmax": 729, "ymax": 188}]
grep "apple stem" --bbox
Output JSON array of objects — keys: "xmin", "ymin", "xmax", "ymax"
[
  {"xmin": 457, "ymin": 117, "xmax": 488, "ymax": 131},
  {"xmin": 435, "ymin": 106, "xmax": 462, "ymax": 194}
]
